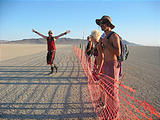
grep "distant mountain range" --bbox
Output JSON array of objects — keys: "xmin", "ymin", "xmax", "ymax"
[
  {"xmin": 0, "ymin": 38, "xmax": 139, "ymax": 46},
  {"xmin": 0, "ymin": 38, "xmax": 82, "ymax": 44}
]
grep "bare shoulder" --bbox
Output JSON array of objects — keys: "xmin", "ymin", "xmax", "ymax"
[
  {"xmin": 53, "ymin": 37, "xmax": 56, "ymax": 41},
  {"xmin": 110, "ymin": 33, "xmax": 121, "ymax": 49},
  {"xmin": 111, "ymin": 33, "xmax": 119, "ymax": 41}
]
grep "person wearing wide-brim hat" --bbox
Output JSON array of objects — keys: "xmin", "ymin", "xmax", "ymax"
[
  {"xmin": 95, "ymin": 15, "xmax": 121, "ymax": 120},
  {"xmin": 96, "ymin": 16, "xmax": 115, "ymax": 30},
  {"xmin": 32, "ymin": 29, "xmax": 70, "ymax": 74}
]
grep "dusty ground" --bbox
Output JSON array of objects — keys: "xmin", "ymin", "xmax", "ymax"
[
  {"xmin": 0, "ymin": 44, "xmax": 159, "ymax": 119},
  {"xmin": 0, "ymin": 44, "xmax": 68, "ymax": 62},
  {"xmin": 0, "ymin": 44, "xmax": 97, "ymax": 119},
  {"xmin": 123, "ymin": 46, "xmax": 160, "ymax": 111}
]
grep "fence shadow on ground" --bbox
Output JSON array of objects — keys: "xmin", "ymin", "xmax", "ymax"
[{"xmin": 0, "ymin": 48, "xmax": 97, "ymax": 119}]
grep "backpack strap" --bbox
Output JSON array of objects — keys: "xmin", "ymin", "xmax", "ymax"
[
  {"xmin": 106, "ymin": 31, "xmax": 115, "ymax": 39},
  {"xmin": 105, "ymin": 31, "xmax": 116, "ymax": 48}
]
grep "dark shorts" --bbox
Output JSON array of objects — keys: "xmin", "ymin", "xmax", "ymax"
[{"xmin": 47, "ymin": 50, "xmax": 56, "ymax": 65}]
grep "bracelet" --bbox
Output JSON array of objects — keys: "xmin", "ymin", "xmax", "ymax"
[
  {"xmin": 64, "ymin": 32, "xmax": 67, "ymax": 35},
  {"xmin": 35, "ymin": 31, "xmax": 38, "ymax": 33}
]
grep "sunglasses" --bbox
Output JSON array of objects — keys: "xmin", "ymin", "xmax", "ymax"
[{"xmin": 101, "ymin": 19, "xmax": 111, "ymax": 25}]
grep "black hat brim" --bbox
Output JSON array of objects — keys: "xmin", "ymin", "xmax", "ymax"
[
  {"xmin": 96, "ymin": 19, "xmax": 101, "ymax": 25},
  {"xmin": 110, "ymin": 24, "xmax": 115, "ymax": 29}
]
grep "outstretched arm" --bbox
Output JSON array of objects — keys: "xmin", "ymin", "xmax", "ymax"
[
  {"xmin": 54, "ymin": 30, "xmax": 70, "ymax": 39},
  {"xmin": 32, "ymin": 29, "xmax": 47, "ymax": 39}
]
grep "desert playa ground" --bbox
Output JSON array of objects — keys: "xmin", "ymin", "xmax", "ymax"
[
  {"xmin": 0, "ymin": 44, "xmax": 160, "ymax": 119},
  {"xmin": 0, "ymin": 44, "xmax": 97, "ymax": 119},
  {"xmin": 124, "ymin": 46, "xmax": 160, "ymax": 111}
]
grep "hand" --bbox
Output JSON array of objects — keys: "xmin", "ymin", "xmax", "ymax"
[
  {"xmin": 98, "ymin": 70, "xmax": 103, "ymax": 75},
  {"xmin": 32, "ymin": 29, "xmax": 36, "ymax": 33},
  {"xmin": 66, "ymin": 30, "xmax": 70, "ymax": 34},
  {"xmin": 98, "ymin": 72, "xmax": 103, "ymax": 76},
  {"xmin": 97, "ymin": 72, "xmax": 103, "ymax": 80}
]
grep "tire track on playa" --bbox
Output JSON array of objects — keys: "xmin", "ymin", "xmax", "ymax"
[
  {"xmin": 0, "ymin": 51, "xmax": 48, "ymax": 95},
  {"xmin": 27, "ymin": 56, "xmax": 69, "ymax": 115},
  {"xmin": 73, "ymin": 50, "xmax": 93, "ymax": 116},
  {"xmin": 60, "ymin": 49, "xmax": 94, "ymax": 119},
  {"xmin": 42, "ymin": 54, "xmax": 71, "ymax": 115},
  {"xmin": 0, "ymin": 59, "xmax": 45, "ymax": 103},
  {"xmin": 0, "ymin": 85, "xmax": 18, "ymax": 102},
  {"xmin": 76, "ymin": 53, "xmax": 85, "ymax": 115},
  {"xmin": 0, "ymin": 53, "xmax": 46, "ymax": 77},
  {"xmin": 0, "ymin": 51, "xmax": 44, "ymax": 66},
  {"xmin": 0, "ymin": 45, "xmax": 96, "ymax": 119},
  {"xmin": 0, "ymin": 51, "xmax": 55, "ymax": 112},
  {"xmin": 60, "ymin": 55, "xmax": 75, "ymax": 116},
  {"xmin": 0, "ymin": 64, "xmax": 39, "ymax": 104},
  {"xmin": 14, "ymin": 51, "xmax": 65, "ymax": 115}
]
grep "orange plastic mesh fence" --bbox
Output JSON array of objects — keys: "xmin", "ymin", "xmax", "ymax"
[{"xmin": 74, "ymin": 46, "xmax": 160, "ymax": 120}]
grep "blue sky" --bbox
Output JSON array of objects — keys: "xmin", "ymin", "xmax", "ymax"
[{"xmin": 0, "ymin": 0, "xmax": 160, "ymax": 46}]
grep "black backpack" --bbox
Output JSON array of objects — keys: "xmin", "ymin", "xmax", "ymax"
[{"xmin": 106, "ymin": 31, "xmax": 129, "ymax": 61}]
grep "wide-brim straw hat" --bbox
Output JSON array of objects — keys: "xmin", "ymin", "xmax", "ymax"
[{"xmin": 96, "ymin": 16, "xmax": 115, "ymax": 29}]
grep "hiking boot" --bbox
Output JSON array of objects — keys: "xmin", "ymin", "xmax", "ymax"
[
  {"xmin": 49, "ymin": 66, "xmax": 54, "ymax": 74},
  {"xmin": 54, "ymin": 65, "xmax": 58, "ymax": 73}
]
